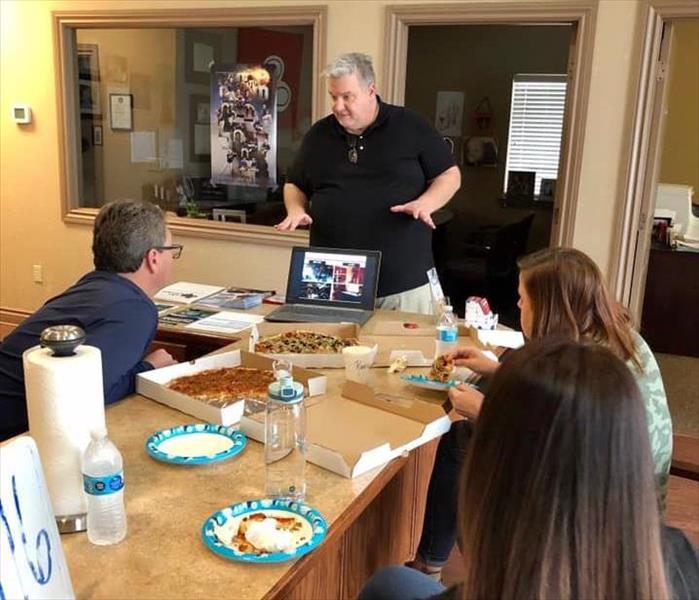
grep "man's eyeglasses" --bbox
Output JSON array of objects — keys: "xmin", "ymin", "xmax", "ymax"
[{"xmin": 154, "ymin": 244, "xmax": 183, "ymax": 259}]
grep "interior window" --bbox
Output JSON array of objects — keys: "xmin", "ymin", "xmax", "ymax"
[
  {"xmin": 504, "ymin": 74, "xmax": 567, "ymax": 196},
  {"xmin": 72, "ymin": 26, "xmax": 314, "ymax": 228}
]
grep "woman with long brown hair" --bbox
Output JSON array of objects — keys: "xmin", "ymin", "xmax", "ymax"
[
  {"xmin": 360, "ymin": 341, "xmax": 698, "ymax": 600},
  {"xmin": 409, "ymin": 247, "xmax": 672, "ymax": 580},
  {"xmin": 451, "ymin": 247, "xmax": 672, "ymax": 497}
]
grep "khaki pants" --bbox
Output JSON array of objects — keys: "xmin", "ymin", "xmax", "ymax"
[{"xmin": 375, "ymin": 283, "xmax": 433, "ymax": 315}]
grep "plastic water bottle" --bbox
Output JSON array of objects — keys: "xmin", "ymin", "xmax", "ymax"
[
  {"xmin": 435, "ymin": 305, "xmax": 458, "ymax": 357},
  {"xmin": 82, "ymin": 427, "xmax": 127, "ymax": 545},
  {"xmin": 265, "ymin": 376, "xmax": 306, "ymax": 500}
]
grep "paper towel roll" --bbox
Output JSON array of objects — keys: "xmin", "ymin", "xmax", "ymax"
[{"xmin": 23, "ymin": 344, "xmax": 106, "ymax": 518}]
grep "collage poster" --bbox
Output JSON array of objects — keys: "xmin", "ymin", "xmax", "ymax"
[{"xmin": 210, "ymin": 64, "xmax": 277, "ymax": 187}]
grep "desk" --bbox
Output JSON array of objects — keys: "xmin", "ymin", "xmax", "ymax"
[
  {"xmin": 61, "ymin": 311, "xmax": 447, "ymax": 599},
  {"xmin": 640, "ymin": 246, "xmax": 699, "ymax": 357}
]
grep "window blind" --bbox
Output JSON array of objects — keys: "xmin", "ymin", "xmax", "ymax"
[{"xmin": 504, "ymin": 74, "xmax": 567, "ymax": 196}]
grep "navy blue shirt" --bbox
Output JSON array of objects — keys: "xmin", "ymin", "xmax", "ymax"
[
  {"xmin": 287, "ymin": 98, "xmax": 455, "ymax": 297},
  {"xmin": 0, "ymin": 271, "xmax": 157, "ymax": 440}
]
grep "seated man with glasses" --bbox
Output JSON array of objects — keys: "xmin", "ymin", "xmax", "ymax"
[{"xmin": 0, "ymin": 199, "xmax": 179, "ymax": 441}]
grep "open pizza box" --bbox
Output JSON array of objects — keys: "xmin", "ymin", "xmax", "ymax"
[
  {"xmin": 240, "ymin": 380, "xmax": 451, "ymax": 478},
  {"xmin": 249, "ymin": 322, "xmax": 377, "ymax": 369},
  {"xmin": 359, "ymin": 335, "xmax": 436, "ymax": 368},
  {"xmin": 136, "ymin": 350, "xmax": 327, "ymax": 425},
  {"xmin": 370, "ymin": 320, "xmax": 481, "ymax": 338}
]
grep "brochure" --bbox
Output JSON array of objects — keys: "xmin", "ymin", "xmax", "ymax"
[
  {"xmin": 197, "ymin": 290, "xmax": 264, "ymax": 310},
  {"xmin": 154, "ymin": 303, "xmax": 176, "ymax": 315},
  {"xmin": 184, "ymin": 311, "xmax": 264, "ymax": 334},
  {"xmin": 154, "ymin": 282, "xmax": 225, "ymax": 305},
  {"xmin": 159, "ymin": 307, "xmax": 219, "ymax": 327}
]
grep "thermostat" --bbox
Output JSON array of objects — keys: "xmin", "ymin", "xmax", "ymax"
[{"xmin": 12, "ymin": 105, "xmax": 32, "ymax": 124}]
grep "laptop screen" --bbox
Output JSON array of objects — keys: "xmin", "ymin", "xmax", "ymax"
[{"xmin": 285, "ymin": 246, "xmax": 381, "ymax": 310}]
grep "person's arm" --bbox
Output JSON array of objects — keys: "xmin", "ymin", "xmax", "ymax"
[
  {"xmin": 85, "ymin": 299, "xmax": 171, "ymax": 404},
  {"xmin": 275, "ymin": 183, "xmax": 313, "ymax": 231},
  {"xmin": 448, "ymin": 384, "xmax": 484, "ymax": 420},
  {"xmin": 390, "ymin": 166, "xmax": 461, "ymax": 229},
  {"xmin": 448, "ymin": 346, "xmax": 500, "ymax": 375}
]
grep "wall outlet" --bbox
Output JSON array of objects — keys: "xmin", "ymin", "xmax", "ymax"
[{"xmin": 32, "ymin": 264, "xmax": 43, "ymax": 283}]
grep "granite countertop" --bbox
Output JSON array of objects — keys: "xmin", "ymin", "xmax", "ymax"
[
  {"xmin": 61, "ymin": 310, "xmax": 456, "ymax": 598},
  {"xmin": 61, "ymin": 395, "xmax": 392, "ymax": 599}
]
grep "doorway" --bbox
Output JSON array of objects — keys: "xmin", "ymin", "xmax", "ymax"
[
  {"xmin": 386, "ymin": 1, "xmax": 596, "ymax": 326},
  {"xmin": 404, "ymin": 24, "xmax": 574, "ymax": 325},
  {"xmin": 616, "ymin": 6, "xmax": 699, "ymax": 439}
]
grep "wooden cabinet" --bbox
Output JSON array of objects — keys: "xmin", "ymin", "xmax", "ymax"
[{"xmin": 641, "ymin": 247, "xmax": 699, "ymax": 357}]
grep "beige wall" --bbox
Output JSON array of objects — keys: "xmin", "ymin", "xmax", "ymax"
[
  {"xmin": 77, "ymin": 28, "xmax": 178, "ymax": 205},
  {"xmin": 1, "ymin": 0, "xmax": 644, "ymax": 313},
  {"xmin": 660, "ymin": 19, "xmax": 699, "ymax": 193}
]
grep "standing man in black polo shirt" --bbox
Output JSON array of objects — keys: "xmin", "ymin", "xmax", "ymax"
[{"xmin": 276, "ymin": 52, "xmax": 460, "ymax": 313}]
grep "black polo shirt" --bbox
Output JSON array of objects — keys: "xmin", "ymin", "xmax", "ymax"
[{"xmin": 287, "ymin": 98, "xmax": 455, "ymax": 297}]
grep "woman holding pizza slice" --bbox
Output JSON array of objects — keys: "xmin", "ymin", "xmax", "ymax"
[
  {"xmin": 408, "ymin": 246, "xmax": 673, "ymax": 582},
  {"xmin": 359, "ymin": 340, "xmax": 696, "ymax": 600}
]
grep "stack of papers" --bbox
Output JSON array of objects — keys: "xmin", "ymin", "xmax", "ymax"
[
  {"xmin": 185, "ymin": 311, "xmax": 264, "ymax": 334},
  {"xmin": 159, "ymin": 307, "xmax": 218, "ymax": 327},
  {"xmin": 154, "ymin": 282, "xmax": 225, "ymax": 305},
  {"xmin": 197, "ymin": 290, "xmax": 264, "ymax": 310}
]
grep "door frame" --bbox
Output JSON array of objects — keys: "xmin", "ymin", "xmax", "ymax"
[
  {"xmin": 383, "ymin": 1, "xmax": 598, "ymax": 247},
  {"xmin": 611, "ymin": 0, "xmax": 699, "ymax": 323}
]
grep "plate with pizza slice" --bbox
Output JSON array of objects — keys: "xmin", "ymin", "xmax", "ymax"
[
  {"xmin": 145, "ymin": 423, "xmax": 247, "ymax": 465},
  {"xmin": 400, "ymin": 374, "xmax": 462, "ymax": 391},
  {"xmin": 201, "ymin": 498, "xmax": 327, "ymax": 563}
]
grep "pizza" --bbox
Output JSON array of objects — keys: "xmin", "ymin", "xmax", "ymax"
[
  {"xmin": 167, "ymin": 367, "xmax": 275, "ymax": 407},
  {"xmin": 430, "ymin": 354, "xmax": 454, "ymax": 383},
  {"xmin": 255, "ymin": 330, "xmax": 358, "ymax": 354},
  {"xmin": 232, "ymin": 512, "xmax": 308, "ymax": 554}
]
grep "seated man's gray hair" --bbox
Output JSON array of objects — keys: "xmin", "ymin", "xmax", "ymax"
[
  {"xmin": 93, "ymin": 200, "xmax": 166, "ymax": 273},
  {"xmin": 324, "ymin": 52, "xmax": 375, "ymax": 87}
]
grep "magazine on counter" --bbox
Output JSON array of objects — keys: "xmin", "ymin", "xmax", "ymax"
[
  {"xmin": 196, "ymin": 286, "xmax": 276, "ymax": 310},
  {"xmin": 154, "ymin": 303, "xmax": 176, "ymax": 315},
  {"xmin": 159, "ymin": 307, "xmax": 219, "ymax": 327},
  {"xmin": 184, "ymin": 311, "xmax": 264, "ymax": 334},
  {"xmin": 197, "ymin": 290, "xmax": 263, "ymax": 310},
  {"xmin": 154, "ymin": 282, "xmax": 225, "ymax": 305}
]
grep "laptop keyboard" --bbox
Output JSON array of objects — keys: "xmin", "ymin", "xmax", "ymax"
[{"xmin": 271, "ymin": 305, "xmax": 368, "ymax": 323}]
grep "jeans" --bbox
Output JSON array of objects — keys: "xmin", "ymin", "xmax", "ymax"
[
  {"xmin": 416, "ymin": 419, "xmax": 474, "ymax": 567},
  {"xmin": 359, "ymin": 566, "xmax": 446, "ymax": 600}
]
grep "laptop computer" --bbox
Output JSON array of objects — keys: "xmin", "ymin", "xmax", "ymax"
[{"xmin": 265, "ymin": 246, "xmax": 381, "ymax": 326}]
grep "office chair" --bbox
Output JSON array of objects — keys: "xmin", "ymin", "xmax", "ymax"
[{"xmin": 441, "ymin": 213, "xmax": 535, "ymax": 317}]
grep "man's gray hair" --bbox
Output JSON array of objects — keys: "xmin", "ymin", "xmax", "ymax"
[
  {"xmin": 324, "ymin": 52, "xmax": 375, "ymax": 87},
  {"xmin": 93, "ymin": 200, "xmax": 166, "ymax": 273}
]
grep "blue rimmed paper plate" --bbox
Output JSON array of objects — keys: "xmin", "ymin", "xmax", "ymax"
[
  {"xmin": 145, "ymin": 423, "xmax": 246, "ymax": 465},
  {"xmin": 202, "ymin": 498, "xmax": 327, "ymax": 564},
  {"xmin": 400, "ymin": 374, "xmax": 461, "ymax": 391}
]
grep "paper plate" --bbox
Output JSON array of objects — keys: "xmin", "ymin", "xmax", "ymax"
[
  {"xmin": 145, "ymin": 423, "xmax": 246, "ymax": 465},
  {"xmin": 400, "ymin": 374, "xmax": 461, "ymax": 391},
  {"xmin": 202, "ymin": 498, "xmax": 327, "ymax": 563}
]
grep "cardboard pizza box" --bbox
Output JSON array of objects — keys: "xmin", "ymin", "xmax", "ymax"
[
  {"xmin": 240, "ymin": 380, "xmax": 451, "ymax": 479},
  {"xmin": 136, "ymin": 350, "xmax": 326, "ymax": 425},
  {"xmin": 359, "ymin": 335, "xmax": 436, "ymax": 367},
  {"xmin": 250, "ymin": 322, "xmax": 376, "ymax": 369}
]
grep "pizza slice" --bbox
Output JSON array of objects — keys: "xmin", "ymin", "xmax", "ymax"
[{"xmin": 430, "ymin": 354, "xmax": 455, "ymax": 383}]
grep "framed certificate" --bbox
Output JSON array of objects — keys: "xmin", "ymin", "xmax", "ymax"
[{"xmin": 109, "ymin": 93, "xmax": 133, "ymax": 131}]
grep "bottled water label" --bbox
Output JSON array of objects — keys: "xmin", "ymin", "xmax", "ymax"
[
  {"xmin": 437, "ymin": 328, "xmax": 458, "ymax": 342},
  {"xmin": 83, "ymin": 471, "xmax": 124, "ymax": 496}
]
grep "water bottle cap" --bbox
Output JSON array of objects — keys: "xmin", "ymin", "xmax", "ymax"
[
  {"xmin": 267, "ymin": 378, "xmax": 304, "ymax": 403},
  {"xmin": 90, "ymin": 426, "xmax": 108, "ymax": 441}
]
